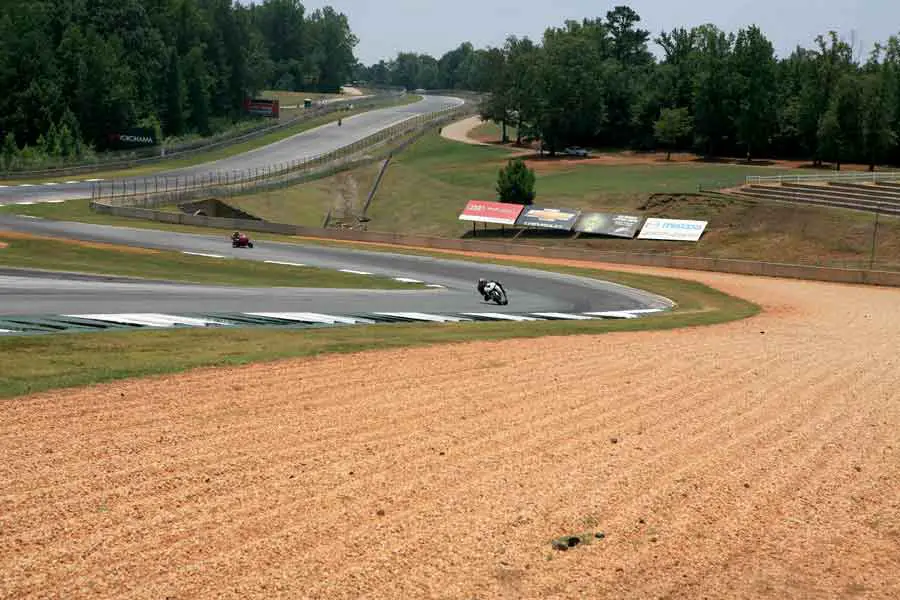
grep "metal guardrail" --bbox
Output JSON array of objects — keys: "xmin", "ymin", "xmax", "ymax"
[
  {"xmin": 2, "ymin": 92, "xmax": 404, "ymax": 179},
  {"xmin": 746, "ymin": 171, "xmax": 900, "ymax": 185},
  {"xmin": 91, "ymin": 102, "xmax": 470, "ymax": 208}
]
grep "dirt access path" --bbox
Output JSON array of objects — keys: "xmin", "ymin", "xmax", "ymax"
[
  {"xmin": 440, "ymin": 116, "xmax": 530, "ymax": 156},
  {"xmin": 440, "ymin": 115, "xmax": 492, "ymax": 145},
  {"xmin": 2, "ymin": 262, "xmax": 899, "ymax": 599}
]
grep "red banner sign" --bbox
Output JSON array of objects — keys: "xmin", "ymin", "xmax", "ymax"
[
  {"xmin": 458, "ymin": 200, "xmax": 525, "ymax": 225},
  {"xmin": 243, "ymin": 97, "xmax": 280, "ymax": 118}
]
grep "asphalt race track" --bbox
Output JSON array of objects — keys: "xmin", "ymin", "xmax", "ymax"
[
  {"xmin": 0, "ymin": 95, "xmax": 462, "ymax": 205},
  {"xmin": 0, "ymin": 214, "xmax": 673, "ymax": 333}
]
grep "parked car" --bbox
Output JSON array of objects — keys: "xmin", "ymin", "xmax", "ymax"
[{"xmin": 563, "ymin": 146, "xmax": 590, "ymax": 157}]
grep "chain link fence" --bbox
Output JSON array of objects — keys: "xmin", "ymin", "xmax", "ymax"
[{"xmin": 91, "ymin": 101, "xmax": 472, "ymax": 210}]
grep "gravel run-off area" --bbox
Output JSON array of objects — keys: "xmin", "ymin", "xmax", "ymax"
[{"xmin": 1, "ymin": 258, "xmax": 899, "ymax": 599}]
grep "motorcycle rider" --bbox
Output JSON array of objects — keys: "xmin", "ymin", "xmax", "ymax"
[
  {"xmin": 232, "ymin": 231, "xmax": 242, "ymax": 243},
  {"xmin": 477, "ymin": 278, "xmax": 505, "ymax": 301}
]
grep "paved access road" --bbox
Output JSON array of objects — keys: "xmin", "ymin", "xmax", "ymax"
[
  {"xmin": 0, "ymin": 95, "xmax": 462, "ymax": 205},
  {"xmin": 0, "ymin": 214, "xmax": 673, "ymax": 317}
]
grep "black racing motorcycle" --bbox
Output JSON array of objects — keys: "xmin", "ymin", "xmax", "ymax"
[{"xmin": 484, "ymin": 284, "xmax": 508, "ymax": 306}]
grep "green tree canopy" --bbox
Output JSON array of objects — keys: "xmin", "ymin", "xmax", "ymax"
[{"xmin": 496, "ymin": 158, "xmax": 536, "ymax": 205}]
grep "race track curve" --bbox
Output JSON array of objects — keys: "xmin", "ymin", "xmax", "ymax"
[
  {"xmin": 0, "ymin": 95, "xmax": 462, "ymax": 205},
  {"xmin": 0, "ymin": 215, "xmax": 673, "ymax": 325}
]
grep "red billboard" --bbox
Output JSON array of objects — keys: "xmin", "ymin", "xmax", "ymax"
[
  {"xmin": 458, "ymin": 200, "xmax": 525, "ymax": 225},
  {"xmin": 243, "ymin": 97, "xmax": 280, "ymax": 118}
]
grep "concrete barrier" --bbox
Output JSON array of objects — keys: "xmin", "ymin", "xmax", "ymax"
[{"xmin": 89, "ymin": 202, "xmax": 900, "ymax": 288}]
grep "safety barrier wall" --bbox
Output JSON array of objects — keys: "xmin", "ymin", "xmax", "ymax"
[{"xmin": 89, "ymin": 203, "xmax": 900, "ymax": 288}]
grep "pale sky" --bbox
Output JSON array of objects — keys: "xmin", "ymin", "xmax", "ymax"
[{"xmin": 246, "ymin": 1, "xmax": 898, "ymax": 65}]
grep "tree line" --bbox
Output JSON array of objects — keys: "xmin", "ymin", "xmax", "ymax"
[
  {"xmin": 358, "ymin": 6, "xmax": 900, "ymax": 168},
  {"xmin": 0, "ymin": 0, "xmax": 357, "ymax": 167}
]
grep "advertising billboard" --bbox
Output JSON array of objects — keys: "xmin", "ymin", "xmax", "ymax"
[
  {"xmin": 637, "ymin": 218, "xmax": 708, "ymax": 241},
  {"xmin": 515, "ymin": 206, "xmax": 581, "ymax": 231},
  {"xmin": 458, "ymin": 200, "xmax": 525, "ymax": 225},
  {"xmin": 574, "ymin": 212, "xmax": 644, "ymax": 238},
  {"xmin": 243, "ymin": 97, "xmax": 280, "ymax": 118},
  {"xmin": 106, "ymin": 127, "xmax": 158, "ymax": 149}
]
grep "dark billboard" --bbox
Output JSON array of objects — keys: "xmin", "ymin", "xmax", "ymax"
[
  {"xmin": 107, "ymin": 127, "xmax": 158, "ymax": 149},
  {"xmin": 574, "ymin": 212, "xmax": 644, "ymax": 238},
  {"xmin": 516, "ymin": 206, "xmax": 581, "ymax": 231}
]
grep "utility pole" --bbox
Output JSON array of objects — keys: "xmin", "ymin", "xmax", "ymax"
[{"xmin": 869, "ymin": 210, "xmax": 880, "ymax": 270}]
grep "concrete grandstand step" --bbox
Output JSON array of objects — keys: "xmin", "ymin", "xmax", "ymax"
[
  {"xmin": 734, "ymin": 187, "xmax": 900, "ymax": 216},
  {"xmin": 745, "ymin": 184, "xmax": 900, "ymax": 208},
  {"xmin": 738, "ymin": 190, "xmax": 899, "ymax": 214},
  {"xmin": 778, "ymin": 182, "xmax": 900, "ymax": 204},
  {"xmin": 826, "ymin": 182, "xmax": 900, "ymax": 200}
]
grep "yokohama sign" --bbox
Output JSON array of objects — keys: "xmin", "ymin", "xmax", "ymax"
[
  {"xmin": 458, "ymin": 200, "xmax": 525, "ymax": 225},
  {"xmin": 107, "ymin": 128, "xmax": 158, "ymax": 148}
]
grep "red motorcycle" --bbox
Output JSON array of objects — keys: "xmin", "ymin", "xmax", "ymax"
[{"xmin": 231, "ymin": 232, "xmax": 254, "ymax": 248}]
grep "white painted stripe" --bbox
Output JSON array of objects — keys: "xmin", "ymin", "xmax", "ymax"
[
  {"xmin": 182, "ymin": 251, "xmax": 225, "ymax": 259},
  {"xmin": 17, "ymin": 184, "xmax": 34, "ymax": 187},
  {"xmin": 583, "ymin": 311, "xmax": 639, "ymax": 319},
  {"xmin": 393, "ymin": 277, "xmax": 423, "ymax": 283},
  {"xmin": 373, "ymin": 312, "xmax": 472, "ymax": 323},
  {"xmin": 44, "ymin": 182, "xmax": 59, "ymax": 186},
  {"xmin": 65, "ymin": 180, "xmax": 79, "ymax": 184},
  {"xmin": 0, "ymin": 328, "xmax": 14, "ymax": 333},
  {"xmin": 0, "ymin": 185, "xmax": 8, "ymax": 188},
  {"xmin": 246, "ymin": 312, "xmax": 373, "ymax": 325},
  {"xmin": 460, "ymin": 312, "xmax": 541, "ymax": 322},
  {"xmin": 425, "ymin": 284, "xmax": 445, "ymax": 288},
  {"xmin": 19, "ymin": 215, "xmax": 43, "ymax": 219},
  {"xmin": 623, "ymin": 308, "xmax": 667, "ymax": 315},
  {"xmin": 264, "ymin": 260, "xmax": 306, "ymax": 267},
  {"xmin": 62, "ymin": 313, "xmax": 201, "ymax": 328},
  {"xmin": 530, "ymin": 312, "xmax": 596, "ymax": 320},
  {"xmin": 15, "ymin": 201, "xmax": 35, "ymax": 205},
  {"xmin": 84, "ymin": 178, "xmax": 104, "ymax": 182},
  {"xmin": 64, "ymin": 313, "xmax": 227, "ymax": 328},
  {"xmin": 44, "ymin": 199, "xmax": 66, "ymax": 203},
  {"xmin": 339, "ymin": 269, "xmax": 372, "ymax": 275}
]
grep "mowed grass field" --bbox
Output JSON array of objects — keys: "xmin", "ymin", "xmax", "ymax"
[
  {"xmin": 0, "ymin": 230, "xmax": 420, "ymax": 289},
  {"xmin": 225, "ymin": 130, "xmax": 900, "ymax": 271}
]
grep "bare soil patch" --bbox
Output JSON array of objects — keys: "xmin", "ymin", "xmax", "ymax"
[
  {"xmin": 0, "ymin": 230, "xmax": 160, "ymax": 254},
  {"xmin": 2, "ymin": 262, "xmax": 899, "ymax": 599}
]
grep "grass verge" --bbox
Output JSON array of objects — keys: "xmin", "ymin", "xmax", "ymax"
[
  {"xmin": 0, "ymin": 95, "xmax": 422, "ymax": 184},
  {"xmin": 0, "ymin": 230, "xmax": 421, "ymax": 289},
  {"xmin": 0, "ymin": 265, "xmax": 759, "ymax": 399}
]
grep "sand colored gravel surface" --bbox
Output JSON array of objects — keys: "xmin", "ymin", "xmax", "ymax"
[
  {"xmin": 2, "ymin": 263, "xmax": 900, "ymax": 599},
  {"xmin": 440, "ymin": 115, "xmax": 489, "ymax": 145}
]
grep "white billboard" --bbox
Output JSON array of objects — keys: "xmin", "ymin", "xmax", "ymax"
[{"xmin": 637, "ymin": 218, "xmax": 708, "ymax": 241}]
